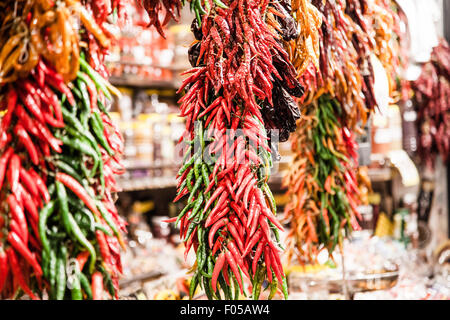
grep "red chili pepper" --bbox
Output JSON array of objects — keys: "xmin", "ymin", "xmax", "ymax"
[
  {"xmin": 267, "ymin": 242, "xmax": 284, "ymax": 278},
  {"xmin": 55, "ymin": 172, "xmax": 101, "ymax": 217},
  {"xmin": 91, "ymin": 271, "xmax": 104, "ymax": 300},
  {"xmin": 15, "ymin": 124, "xmax": 39, "ymax": 165},
  {"xmin": 211, "ymin": 251, "xmax": 226, "ymax": 292},
  {"xmin": 1, "ymin": 87, "xmax": 18, "ymax": 132},
  {"xmin": 235, "ymin": 174, "xmax": 253, "ymax": 202},
  {"xmin": 227, "ymin": 241, "xmax": 249, "ymax": 278},
  {"xmin": 248, "ymin": 209, "xmax": 261, "ymax": 240},
  {"xmin": 225, "ymin": 250, "xmax": 244, "ymax": 294},
  {"xmin": 161, "ymin": 217, "xmax": 177, "ymax": 223},
  {"xmin": 28, "ymin": 169, "xmax": 50, "ymax": 203},
  {"xmin": 0, "ymin": 247, "xmax": 8, "ymax": 293},
  {"xmin": 203, "ymin": 185, "xmax": 226, "ymax": 214},
  {"xmin": 252, "ymin": 239, "xmax": 266, "ymax": 274},
  {"xmin": 0, "ymin": 131, "xmax": 11, "ymax": 150},
  {"xmin": 96, "ymin": 230, "xmax": 113, "ymax": 269},
  {"xmin": 205, "ymin": 206, "xmax": 229, "ymax": 228},
  {"xmin": 76, "ymin": 251, "xmax": 90, "ymax": 272},
  {"xmin": 268, "ymin": 248, "xmax": 283, "ymax": 284},
  {"xmin": 34, "ymin": 119, "xmax": 62, "ymax": 153},
  {"xmin": 40, "ymin": 60, "xmax": 76, "ymax": 106},
  {"xmin": 42, "ymin": 110, "xmax": 65, "ymax": 128},
  {"xmin": 81, "ymin": 72, "xmax": 98, "ymax": 110},
  {"xmin": 7, "ymin": 231, "xmax": 42, "ymax": 277},
  {"xmin": 7, "ymin": 154, "xmax": 21, "ymax": 195},
  {"xmin": 41, "ymin": 84, "xmax": 63, "ymax": 122},
  {"xmin": 212, "ymin": 236, "xmax": 224, "ymax": 256},
  {"xmin": 242, "ymin": 229, "xmax": 262, "ymax": 257},
  {"xmin": 246, "ymin": 196, "xmax": 257, "ymax": 229},
  {"xmin": 15, "ymin": 104, "xmax": 39, "ymax": 137},
  {"xmin": 17, "ymin": 184, "xmax": 39, "ymax": 223},
  {"xmin": 17, "ymin": 89, "xmax": 45, "ymax": 124},
  {"xmin": 264, "ymin": 245, "xmax": 273, "ymax": 283},
  {"xmin": 208, "ymin": 217, "xmax": 228, "ymax": 249},
  {"xmin": 227, "ymin": 224, "xmax": 244, "ymax": 254},
  {"xmin": 6, "ymin": 248, "xmax": 39, "ymax": 300},
  {"xmin": 0, "ymin": 147, "xmax": 13, "ymax": 190},
  {"xmin": 184, "ymin": 226, "xmax": 197, "ymax": 261}
]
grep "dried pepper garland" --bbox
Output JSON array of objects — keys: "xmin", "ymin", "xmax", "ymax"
[
  {"xmin": 163, "ymin": 0, "xmax": 306, "ymax": 300},
  {"xmin": 412, "ymin": 40, "xmax": 450, "ymax": 168},
  {"xmin": 139, "ymin": 0, "xmax": 183, "ymax": 38},
  {"xmin": 0, "ymin": 0, "xmax": 126, "ymax": 300},
  {"xmin": 283, "ymin": 0, "xmax": 400, "ymax": 263},
  {"xmin": 283, "ymin": 95, "xmax": 361, "ymax": 262}
]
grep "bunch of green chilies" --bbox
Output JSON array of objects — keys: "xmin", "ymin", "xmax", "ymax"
[
  {"xmin": 0, "ymin": 1, "xmax": 127, "ymax": 300},
  {"xmin": 161, "ymin": 0, "xmax": 310, "ymax": 300}
]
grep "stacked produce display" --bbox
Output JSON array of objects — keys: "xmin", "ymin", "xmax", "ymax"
[
  {"xmin": 283, "ymin": 0, "xmax": 402, "ymax": 263},
  {"xmin": 0, "ymin": 0, "xmax": 126, "ymax": 300}
]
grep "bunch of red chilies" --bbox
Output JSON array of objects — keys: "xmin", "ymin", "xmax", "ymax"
[
  {"xmin": 0, "ymin": 0, "xmax": 127, "ymax": 300},
  {"xmin": 412, "ymin": 40, "xmax": 450, "ymax": 168},
  {"xmin": 167, "ymin": 0, "xmax": 305, "ymax": 300}
]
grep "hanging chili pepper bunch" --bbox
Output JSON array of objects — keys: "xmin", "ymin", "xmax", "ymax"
[
  {"xmin": 163, "ymin": 0, "xmax": 307, "ymax": 300},
  {"xmin": 138, "ymin": 0, "xmax": 182, "ymax": 38},
  {"xmin": 0, "ymin": 0, "xmax": 127, "ymax": 300},
  {"xmin": 412, "ymin": 39, "xmax": 450, "ymax": 169},
  {"xmin": 283, "ymin": 0, "xmax": 401, "ymax": 263},
  {"xmin": 283, "ymin": 95, "xmax": 361, "ymax": 263}
]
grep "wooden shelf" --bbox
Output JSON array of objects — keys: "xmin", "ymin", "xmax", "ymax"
[{"xmin": 109, "ymin": 76, "xmax": 181, "ymax": 89}]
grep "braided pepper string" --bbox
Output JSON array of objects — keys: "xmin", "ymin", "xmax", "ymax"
[
  {"xmin": 283, "ymin": 0, "xmax": 402, "ymax": 264},
  {"xmin": 0, "ymin": 0, "xmax": 127, "ymax": 300},
  {"xmin": 166, "ymin": 0, "xmax": 308, "ymax": 300}
]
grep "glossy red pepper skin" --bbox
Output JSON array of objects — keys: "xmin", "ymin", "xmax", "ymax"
[
  {"xmin": 55, "ymin": 172, "xmax": 101, "ymax": 217},
  {"xmin": 18, "ymin": 90, "xmax": 45, "ymax": 124},
  {"xmin": 7, "ymin": 231, "xmax": 42, "ymax": 277},
  {"xmin": 91, "ymin": 271, "xmax": 104, "ymax": 300},
  {"xmin": 15, "ymin": 124, "xmax": 39, "ymax": 165},
  {"xmin": 0, "ymin": 247, "xmax": 8, "ymax": 293},
  {"xmin": 6, "ymin": 248, "xmax": 39, "ymax": 300},
  {"xmin": 7, "ymin": 155, "xmax": 21, "ymax": 197},
  {"xmin": 209, "ymin": 250, "xmax": 224, "ymax": 293},
  {"xmin": 1, "ymin": 88, "xmax": 18, "ymax": 132},
  {"xmin": 28, "ymin": 169, "xmax": 50, "ymax": 204},
  {"xmin": 0, "ymin": 147, "xmax": 13, "ymax": 191}
]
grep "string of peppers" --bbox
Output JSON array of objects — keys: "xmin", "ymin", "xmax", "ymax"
[
  {"xmin": 0, "ymin": 0, "xmax": 127, "ymax": 300},
  {"xmin": 158, "ymin": 0, "xmax": 306, "ymax": 300},
  {"xmin": 283, "ymin": 0, "xmax": 402, "ymax": 263}
]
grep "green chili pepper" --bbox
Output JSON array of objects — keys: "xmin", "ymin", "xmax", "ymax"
[
  {"xmin": 56, "ymin": 246, "xmax": 67, "ymax": 300},
  {"xmin": 179, "ymin": 155, "xmax": 196, "ymax": 176},
  {"xmin": 281, "ymin": 276, "xmax": 289, "ymax": 300},
  {"xmin": 79, "ymin": 57, "xmax": 112, "ymax": 101},
  {"xmin": 55, "ymin": 160, "xmax": 84, "ymax": 184},
  {"xmin": 39, "ymin": 200, "xmax": 57, "ymax": 256},
  {"xmin": 67, "ymin": 213, "xmax": 97, "ymax": 273},
  {"xmin": 71, "ymin": 271, "xmax": 83, "ymax": 300},
  {"xmin": 175, "ymin": 202, "xmax": 194, "ymax": 226},
  {"xmin": 187, "ymin": 178, "xmax": 202, "ymax": 203},
  {"xmin": 79, "ymin": 272, "xmax": 93, "ymax": 300},
  {"xmin": 186, "ymin": 169, "xmax": 194, "ymax": 192},
  {"xmin": 188, "ymin": 193, "xmax": 204, "ymax": 221},
  {"xmin": 189, "ymin": 272, "xmax": 199, "ymax": 299},
  {"xmin": 49, "ymin": 248, "xmax": 57, "ymax": 299},
  {"xmin": 90, "ymin": 111, "xmax": 114, "ymax": 156},
  {"xmin": 183, "ymin": 222, "xmax": 198, "ymax": 242},
  {"xmin": 268, "ymin": 274, "xmax": 278, "ymax": 300}
]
